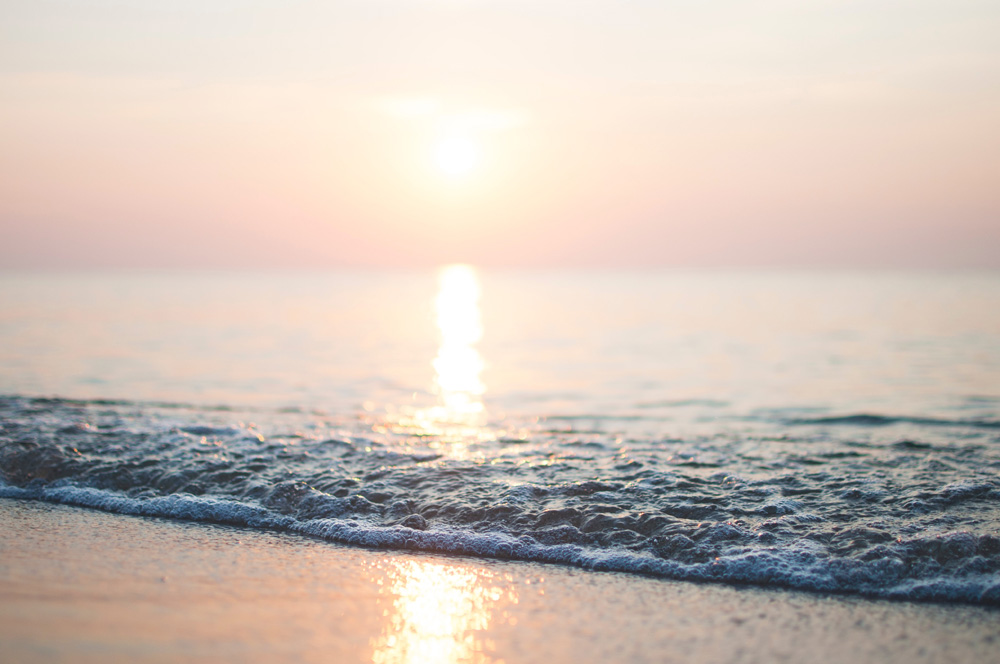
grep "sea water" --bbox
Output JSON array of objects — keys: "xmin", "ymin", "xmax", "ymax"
[{"xmin": 2, "ymin": 269, "xmax": 999, "ymax": 604}]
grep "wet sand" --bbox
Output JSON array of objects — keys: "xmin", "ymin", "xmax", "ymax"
[{"xmin": 2, "ymin": 498, "xmax": 997, "ymax": 663}]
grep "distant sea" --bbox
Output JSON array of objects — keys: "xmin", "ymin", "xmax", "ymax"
[{"xmin": 2, "ymin": 269, "xmax": 999, "ymax": 604}]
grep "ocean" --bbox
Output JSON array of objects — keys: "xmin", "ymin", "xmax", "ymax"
[{"xmin": 2, "ymin": 268, "xmax": 999, "ymax": 604}]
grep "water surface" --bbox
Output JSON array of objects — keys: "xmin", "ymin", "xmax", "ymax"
[{"xmin": 2, "ymin": 269, "xmax": 999, "ymax": 603}]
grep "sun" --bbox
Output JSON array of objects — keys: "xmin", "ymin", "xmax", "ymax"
[{"xmin": 433, "ymin": 135, "xmax": 480, "ymax": 178}]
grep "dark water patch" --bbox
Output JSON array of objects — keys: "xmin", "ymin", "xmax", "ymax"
[
  {"xmin": 893, "ymin": 439, "xmax": 933, "ymax": 450},
  {"xmin": 788, "ymin": 413, "xmax": 1000, "ymax": 430}
]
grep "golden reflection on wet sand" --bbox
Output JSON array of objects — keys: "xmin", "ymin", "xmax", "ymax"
[{"xmin": 370, "ymin": 558, "xmax": 519, "ymax": 664}]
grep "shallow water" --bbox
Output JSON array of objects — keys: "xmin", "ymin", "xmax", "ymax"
[{"xmin": 2, "ymin": 269, "xmax": 999, "ymax": 603}]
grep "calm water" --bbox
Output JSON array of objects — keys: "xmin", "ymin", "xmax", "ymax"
[{"xmin": 2, "ymin": 269, "xmax": 1000, "ymax": 603}]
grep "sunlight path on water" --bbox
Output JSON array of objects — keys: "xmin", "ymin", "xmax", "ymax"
[
  {"xmin": 391, "ymin": 264, "xmax": 493, "ymax": 457},
  {"xmin": 432, "ymin": 265, "xmax": 485, "ymax": 420}
]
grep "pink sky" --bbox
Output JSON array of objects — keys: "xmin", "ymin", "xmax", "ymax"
[{"xmin": 1, "ymin": 1, "xmax": 998, "ymax": 269}]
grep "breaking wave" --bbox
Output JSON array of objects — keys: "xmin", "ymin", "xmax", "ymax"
[{"xmin": 3, "ymin": 395, "xmax": 1000, "ymax": 605}]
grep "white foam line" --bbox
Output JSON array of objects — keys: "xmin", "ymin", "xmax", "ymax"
[{"xmin": 3, "ymin": 482, "xmax": 998, "ymax": 606}]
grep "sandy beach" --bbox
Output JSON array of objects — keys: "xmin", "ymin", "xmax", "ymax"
[{"xmin": 2, "ymin": 498, "xmax": 997, "ymax": 664}]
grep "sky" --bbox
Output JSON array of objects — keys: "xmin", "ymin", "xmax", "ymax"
[{"xmin": 1, "ymin": 0, "xmax": 998, "ymax": 269}]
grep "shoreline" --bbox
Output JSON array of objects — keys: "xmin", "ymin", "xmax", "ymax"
[
  {"xmin": 3, "ymin": 497, "xmax": 999, "ymax": 663},
  {"xmin": 5, "ymin": 480, "xmax": 997, "ymax": 608}
]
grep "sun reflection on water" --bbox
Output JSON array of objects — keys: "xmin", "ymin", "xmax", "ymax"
[
  {"xmin": 432, "ymin": 265, "xmax": 485, "ymax": 419},
  {"xmin": 396, "ymin": 265, "xmax": 489, "ymax": 449},
  {"xmin": 370, "ymin": 558, "xmax": 518, "ymax": 664},
  {"xmin": 374, "ymin": 264, "xmax": 493, "ymax": 455}
]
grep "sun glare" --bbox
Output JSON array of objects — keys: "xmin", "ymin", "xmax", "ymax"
[
  {"xmin": 370, "ymin": 558, "xmax": 518, "ymax": 664},
  {"xmin": 433, "ymin": 264, "xmax": 484, "ymax": 412},
  {"xmin": 385, "ymin": 264, "xmax": 490, "ymax": 456},
  {"xmin": 434, "ymin": 135, "xmax": 480, "ymax": 178}
]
